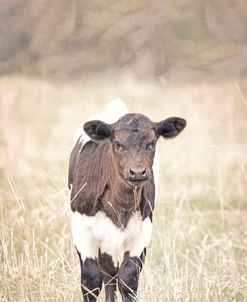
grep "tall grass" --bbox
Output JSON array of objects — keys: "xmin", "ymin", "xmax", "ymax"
[{"xmin": 0, "ymin": 76, "xmax": 247, "ymax": 301}]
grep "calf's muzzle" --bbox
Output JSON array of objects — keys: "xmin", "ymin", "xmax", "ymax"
[{"xmin": 125, "ymin": 167, "xmax": 149, "ymax": 186}]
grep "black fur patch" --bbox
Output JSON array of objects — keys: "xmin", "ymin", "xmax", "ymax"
[
  {"xmin": 157, "ymin": 117, "xmax": 186, "ymax": 138},
  {"xmin": 99, "ymin": 251, "xmax": 118, "ymax": 302},
  {"xmin": 84, "ymin": 120, "xmax": 112, "ymax": 141},
  {"xmin": 118, "ymin": 252, "xmax": 144, "ymax": 301},
  {"xmin": 78, "ymin": 253, "xmax": 103, "ymax": 302}
]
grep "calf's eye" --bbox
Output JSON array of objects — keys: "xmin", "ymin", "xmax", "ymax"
[
  {"xmin": 147, "ymin": 140, "xmax": 156, "ymax": 150},
  {"xmin": 115, "ymin": 142, "xmax": 124, "ymax": 151}
]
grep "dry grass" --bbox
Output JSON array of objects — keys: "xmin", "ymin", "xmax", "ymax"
[{"xmin": 0, "ymin": 76, "xmax": 247, "ymax": 301}]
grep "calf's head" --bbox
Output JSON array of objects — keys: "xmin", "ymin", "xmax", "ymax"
[{"xmin": 84, "ymin": 113, "xmax": 186, "ymax": 188}]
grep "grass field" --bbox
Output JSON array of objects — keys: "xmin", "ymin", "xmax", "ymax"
[{"xmin": 0, "ymin": 76, "xmax": 247, "ymax": 301}]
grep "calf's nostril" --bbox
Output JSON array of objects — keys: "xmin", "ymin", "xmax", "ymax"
[
  {"xmin": 130, "ymin": 169, "xmax": 135, "ymax": 176},
  {"xmin": 142, "ymin": 168, "xmax": 146, "ymax": 176}
]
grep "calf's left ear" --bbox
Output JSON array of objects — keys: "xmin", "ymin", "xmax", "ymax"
[
  {"xmin": 84, "ymin": 120, "xmax": 112, "ymax": 141},
  {"xmin": 156, "ymin": 117, "xmax": 186, "ymax": 138}
]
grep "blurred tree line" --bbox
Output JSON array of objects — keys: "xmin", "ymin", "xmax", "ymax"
[{"xmin": 0, "ymin": 0, "xmax": 247, "ymax": 81}]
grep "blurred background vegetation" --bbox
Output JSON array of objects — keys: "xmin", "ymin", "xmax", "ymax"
[
  {"xmin": 1, "ymin": 0, "xmax": 247, "ymax": 81},
  {"xmin": 0, "ymin": 1, "xmax": 247, "ymax": 301}
]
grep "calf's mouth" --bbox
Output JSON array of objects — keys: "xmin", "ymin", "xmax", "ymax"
[{"xmin": 125, "ymin": 177, "xmax": 149, "ymax": 187}]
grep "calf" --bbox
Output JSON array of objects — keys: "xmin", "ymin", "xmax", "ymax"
[{"xmin": 69, "ymin": 102, "xmax": 186, "ymax": 302}]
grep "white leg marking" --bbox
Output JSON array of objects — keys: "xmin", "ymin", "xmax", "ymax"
[{"xmin": 71, "ymin": 212, "xmax": 99, "ymax": 261}]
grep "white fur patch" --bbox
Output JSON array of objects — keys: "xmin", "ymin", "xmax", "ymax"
[
  {"xmin": 71, "ymin": 211, "xmax": 152, "ymax": 266},
  {"xmin": 153, "ymin": 151, "xmax": 160, "ymax": 201},
  {"xmin": 71, "ymin": 212, "xmax": 99, "ymax": 260},
  {"xmin": 124, "ymin": 211, "xmax": 152, "ymax": 258}
]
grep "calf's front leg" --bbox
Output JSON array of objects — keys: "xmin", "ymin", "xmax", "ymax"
[
  {"xmin": 78, "ymin": 252, "xmax": 103, "ymax": 302},
  {"xmin": 72, "ymin": 212, "xmax": 103, "ymax": 301},
  {"xmin": 118, "ymin": 251, "xmax": 145, "ymax": 302}
]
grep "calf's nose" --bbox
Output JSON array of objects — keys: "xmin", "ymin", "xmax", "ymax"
[{"xmin": 129, "ymin": 167, "xmax": 147, "ymax": 179}]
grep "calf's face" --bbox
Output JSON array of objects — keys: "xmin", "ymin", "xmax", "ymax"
[
  {"xmin": 111, "ymin": 127, "xmax": 157, "ymax": 187},
  {"xmin": 84, "ymin": 113, "xmax": 186, "ymax": 188}
]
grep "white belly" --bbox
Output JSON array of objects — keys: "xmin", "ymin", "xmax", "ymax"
[{"xmin": 71, "ymin": 211, "xmax": 152, "ymax": 267}]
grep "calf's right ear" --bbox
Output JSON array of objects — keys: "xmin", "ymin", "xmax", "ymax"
[{"xmin": 83, "ymin": 120, "xmax": 113, "ymax": 141}]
